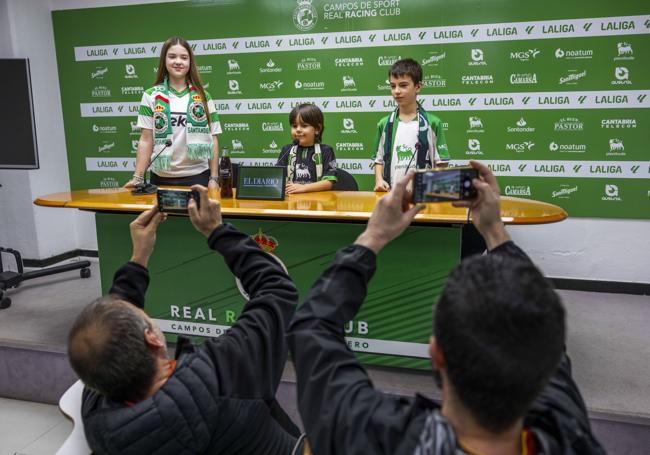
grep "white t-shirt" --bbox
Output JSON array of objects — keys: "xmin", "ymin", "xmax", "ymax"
[
  {"xmin": 137, "ymin": 87, "xmax": 222, "ymax": 177},
  {"xmin": 390, "ymin": 120, "xmax": 421, "ymax": 185}
]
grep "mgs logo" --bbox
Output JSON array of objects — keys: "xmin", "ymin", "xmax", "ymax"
[
  {"xmin": 260, "ymin": 80, "xmax": 284, "ymax": 92},
  {"xmin": 510, "ymin": 49, "xmax": 540, "ymax": 61},
  {"xmin": 293, "ymin": 0, "xmax": 318, "ymax": 32}
]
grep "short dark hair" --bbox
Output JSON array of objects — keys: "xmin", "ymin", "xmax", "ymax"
[
  {"xmin": 289, "ymin": 103, "xmax": 325, "ymax": 142},
  {"xmin": 68, "ymin": 295, "xmax": 157, "ymax": 403},
  {"xmin": 389, "ymin": 58, "xmax": 423, "ymax": 85},
  {"xmin": 434, "ymin": 254, "xmax": 565, "ymax": 433}
]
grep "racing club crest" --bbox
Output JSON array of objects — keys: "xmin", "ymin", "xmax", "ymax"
[
  {"xmin": 189, "ymin": 101, "xmax": 207, "ymax": 123},
  {"xmin": 293, "ymin": 0, "xmax": 317, "ymax": 32},
  {"xmin": 154, "ymin": 111, "xmax": 169, "ymax": 134}
]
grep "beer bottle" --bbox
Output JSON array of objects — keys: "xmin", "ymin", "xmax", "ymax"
[{"xmin": 219, "ymin": 147, "xmax": 233, "ymax": 198}]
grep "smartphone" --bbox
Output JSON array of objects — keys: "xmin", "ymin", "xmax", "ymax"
[
  {"xmin": 156, "ymin": 188, "xmax": 200, "ymax": 214},
  {"xmin": 412, "ymin": 167, "xmax": 479, "ymax": 203}
]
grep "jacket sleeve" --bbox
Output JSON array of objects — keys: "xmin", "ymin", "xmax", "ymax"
[
  {"xmin": 108, "ymin": 261, "xmax": 150, "ymax": 309},
  {"xmin": 201, "ymin": 223, "xmax": 298, "ymax": 400},
  {"xmin": 287, "ymin": 245, "xmax": 422, "ymax": 455}
]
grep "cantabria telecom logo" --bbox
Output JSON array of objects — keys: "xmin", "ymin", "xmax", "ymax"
[
  {"xmin": 461, "ymin": 75, "xmax": 494, "ymax": 85},
  {"xmin": 293, "ymin": 0, "xmax": 317, "ymax": 31},
  {"xmin": 335, "ymin": 57, "xmax": 364, "ymax": 67},
  {"xmin": 336, "ymin": 142, "xmax": 364, "ymax": 152},
  {"xmin": 601, "ymin": 118, "xmax": 636, "ymax": 129},
  {"xmin": 224, "ymin": 122, "xmax": 250, "ymax": 132}
]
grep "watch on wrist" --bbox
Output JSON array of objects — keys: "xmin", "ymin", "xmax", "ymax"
[{"xmin": 209, "ymin": 176, "xmax": 219, "ymax": 184}]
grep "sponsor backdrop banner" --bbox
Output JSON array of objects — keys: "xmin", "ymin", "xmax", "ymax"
[{"xmin": 53, "ymin": 1, "xmax": 650, "ymax": 218}]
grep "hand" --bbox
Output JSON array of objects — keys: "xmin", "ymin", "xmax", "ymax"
[
  {"xmin": 355, "ymin": 170, "xmax": 424, "ymax": 254},
  {"xmin": 286, "ymin": 183, "xmax": 307, "ymax": 194},
  {"xmin": 188, "ymin": 184, "xmax": 222, "ymax": 237},
  {"xmin": 208, "ymin": 178, "xmax": 219, "ymax": 190},
  {"xmin": 123, "ymin": 179, "xmax": 137, "ymax": 188},
  {"xmin": 452, "ymin": 160, "xmax": 510, "ymax": 250},
  {"xmin": 129, "ymin": 205, "xmax": 167, "ymax": 267},
  {"xmin": 373, "ymin": 178, "xmax": 390, "ymax": 192}
]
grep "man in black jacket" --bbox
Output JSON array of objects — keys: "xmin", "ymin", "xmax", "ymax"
[
  {"xmin": 68, "ymin": 186, "xmax": 302, "ymax": 454},
  {"xmin": 288, "ymin": 161, "xmax": 605, "ymax": 455}
]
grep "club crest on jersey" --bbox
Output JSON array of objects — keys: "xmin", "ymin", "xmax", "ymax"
[
  {"xmin": 189, "ymin": 102, "xmax": 206, "ymax": 123},
  {"xmin": 192, "ymin": 94, "xmax": 202, "ymax": 102},
  {"xmin": 154, "ymin": 112, "xmax": 169, "ymax": 133}
]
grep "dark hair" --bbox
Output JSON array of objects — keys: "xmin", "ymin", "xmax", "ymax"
[
  {"xmin": 434, "ymin": 254, "xmax": 565, "ymax": 433},
  {"xmin": 389, "ymin": 58, "xmax": 423, "ymax": 85},
  {"xmin": 155, "ymin": 36, "xmax": 211, "ymax": 127},
  {"xmin": 289, "ymin": 103, "xmax": 325, "ymax": 142},
  {"xmin": 68, "ymin": 295, "xmax": 157, "ymax": 403}
]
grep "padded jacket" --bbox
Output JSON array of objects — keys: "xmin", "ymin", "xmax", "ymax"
[{"xmin": 81, "ymin": 223, "xmax": 301, "ymax": 454}]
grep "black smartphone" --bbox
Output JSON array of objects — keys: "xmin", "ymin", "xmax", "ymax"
[
  {"xmin": 412, "ymin": 167, "xmax": 479, "ymax": 203},
  {"xmin": 156, "ymin": 188, "xmax": 200, "ymax": 214}
]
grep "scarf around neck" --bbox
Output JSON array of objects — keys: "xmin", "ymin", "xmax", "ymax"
[{"xmin": 151, "ymin": 78, "xmax": 212, "ymax": 173}]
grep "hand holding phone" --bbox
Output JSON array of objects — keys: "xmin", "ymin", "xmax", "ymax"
[
  {"xmin": 412, "ymin": 167, "xmax": 478, "ymax": 203},
  {"xmin": 156, "ymin": 188, "xmax": 200, "ymax": 214}
]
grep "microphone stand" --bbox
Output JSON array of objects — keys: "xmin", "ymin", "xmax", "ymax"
[{"xmin": 131, "ymin": 139, "xmax": 172, "ymax": 195}]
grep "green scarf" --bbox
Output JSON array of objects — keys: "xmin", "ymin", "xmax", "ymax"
[
  {"xmin": 380, "ymin": 103, "xmax": 431, "ymax": 185},
  {"xmin": 151, "ymin": 78, "xmax": 212, "ymax": 173}
]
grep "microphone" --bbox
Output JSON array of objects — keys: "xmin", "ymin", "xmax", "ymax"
[
  {"xmin": 131, "ymin": 139, "xmax": 173, "ymax": 195},
  {"xmin": 405, "ymin": 142, "xmax": 420, "ymax": 172},
  {"xmin": 276, "ymin": 138, "xmax": 299, "ymax": 166}
]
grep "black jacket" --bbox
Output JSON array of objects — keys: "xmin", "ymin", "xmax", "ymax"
[
  {"xmin": 287, "ymin": 241, "xmax": 605, "ymax": 455},
  {"xmin": 82, "ymin": 223, "xmax": 301, "ymax": 454}
]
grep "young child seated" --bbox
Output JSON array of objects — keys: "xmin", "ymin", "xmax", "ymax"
[{"xmin": 275, "ymin": 103, "xmax": 337, "ymax": 194}]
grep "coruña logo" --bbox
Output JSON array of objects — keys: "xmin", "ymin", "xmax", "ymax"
[{"xmin": 293, "ymin": 0, "xmax": 318, "ymax": 32}]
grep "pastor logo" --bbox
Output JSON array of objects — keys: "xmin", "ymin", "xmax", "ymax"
[
  {"xmin": 341, "ymin": 75, "xmax": 357, "ymax": 91},
  {"xmin": 226, "ymin": 59, "xmax": 241, "ymax": 74},
  {"xmin": 91, "ymin": 67, "xmax": 108, "ymax": 79},
  {"xmin": 91, "ymin": 86, "xmax": 111, "ymax": 97},
  {"xmin": 602, "ymin": 184, "xmax": 622, "ymax": 201},
  {"xmin": 423, "ymin": 74, "xmax": 447, "ymax": 88},
  {"xmin": 260, "ymin": 59, "xmax": 282, "ymax": 73},
  {"xmin": 615, "ymin": 42, "xmax": 634, "ymax": 60},
  {"xmin": 228, "ymin": 79, "xmax": 242, "ymax": 94},
  {"xmin": 551, "ymin": 185, "xmax": 578, "ymax": 199},
  {"xmin": 505, "ymin": 185, "xmax": 532, "ymax": 196},
  {"xmin": 293, "ymin": 0, "xmax": 318, "ymax": 31},
  {"xmin": 124, "ymin": 64, "xmax": 138, "ymax": 79},
  {"xmin": 554, "ymin": 117, "xmax": 583, "ymax": 132},
  {"xmin": 611, "ymin": 67, "xmax": 631, "ymax": 85},
  {"xmin": 469, "ymin": 48, "xmax": 486, "ymax": 66},
  {"xmin": 297, "ymin": 57, "xmax": 321, "ymax": 71},
  {"xmin": 99, "ymin": 177, "xmax": 120, "ymax": 188}
]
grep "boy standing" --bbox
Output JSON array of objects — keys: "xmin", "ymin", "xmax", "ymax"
[{"xmin": 373, "ymin": 58, "xmax": 450, "ymax": 191}]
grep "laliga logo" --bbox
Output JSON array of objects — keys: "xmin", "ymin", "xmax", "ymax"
[{"xmin": 293, "ymin": 0, "xmax": 317, "ymax": 32}]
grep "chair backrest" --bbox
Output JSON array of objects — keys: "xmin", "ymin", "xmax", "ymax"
[
  {"xmin": 56, "ymin": 380, "xmax": 92, "ymax": 455},
  {"xmin": 332, "ymin": 169, "xmax": 359, "ymax": 191}
]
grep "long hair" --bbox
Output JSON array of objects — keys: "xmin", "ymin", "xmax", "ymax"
[{"xmin": 155, "ymin": 36, "xmax": 211, "ymax": 126}]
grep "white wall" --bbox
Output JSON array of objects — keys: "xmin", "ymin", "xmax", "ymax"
[{"xmin": 0, "ymin": 0, "xmax": 648, "ymax": 283}]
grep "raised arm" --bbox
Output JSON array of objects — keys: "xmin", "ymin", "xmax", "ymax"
[
  {"xmin": 188, "ymin": 186, "xmax": 299, "ymax": 399},
  {"xmin": 288, "ymin": 172, "xmax": 427, "ymax": 454}
]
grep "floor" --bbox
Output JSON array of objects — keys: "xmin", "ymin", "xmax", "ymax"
[
  {"xmin": 0, "ymin": 397, "xmax": 71, "ymax": 455},
  {"xmin": 0, "ymin": 257, "xmax": 649, "ymax": 453}
]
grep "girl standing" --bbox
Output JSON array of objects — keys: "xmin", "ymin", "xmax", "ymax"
[
  {"xmin": 275, "ymin": 104, "xmax": 337, "ymax": 194},
  {"xmin": 126, "ymin": 36, "xmax": 221, "ymax": 189}
]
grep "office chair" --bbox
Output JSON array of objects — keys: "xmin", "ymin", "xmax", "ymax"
[
  {"xmin": 332, "ymin": 169, "xmax": 359, "ymax": 191},
  {"xmin": 57, "ymin": 380, "xmax": 92, "ymax": 455},
  {"xmin": 0, "ymin": 247, "xmax": 91, "ymax": 309}
]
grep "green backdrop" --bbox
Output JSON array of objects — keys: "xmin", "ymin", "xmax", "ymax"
[{"xmin": 53, "ymin": 0, "xmax": 650, "ymax": 218}]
